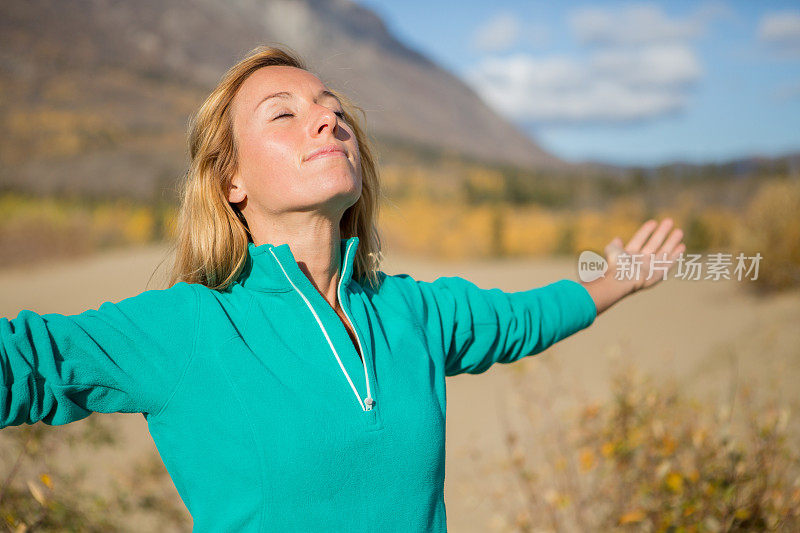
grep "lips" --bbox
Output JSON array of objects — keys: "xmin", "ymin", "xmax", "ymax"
[{"xmin": 305, "ymin": 143, "xmax": 346, "ymax": 162}]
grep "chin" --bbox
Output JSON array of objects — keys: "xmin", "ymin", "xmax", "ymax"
[{"xmin": 298, "ymin": 183, "xmax": 360, "ymax": 212}]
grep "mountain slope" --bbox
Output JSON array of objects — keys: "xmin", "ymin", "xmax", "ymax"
[{"xmin": 0, "ymin": 0, "xmax": 565, "ymax": 201}]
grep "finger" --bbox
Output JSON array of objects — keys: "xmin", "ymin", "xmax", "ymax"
[
  {"xmin": 663, "ymin": 243, "xmax": 686, "ymax": 274},
  {"xmin": 643, "ymin": 243, "xmax": 682, "ymax": 288},
  {"xmin": 641, "ymin": 218, "xmax": 675, "ymax": 255},
  {"xmin": 669, "ymin": 243, "xmax": 686, "ymax": 262},
  {"xmin": 655, "ymin": 227, "xmax": 684, "ymax": 258},
  {"xmin": 625, "ymin": 219, "xmax": 659, "ymax": 253},
  {"xmin": 605, "ymin": 236, "xmax": 625, "ymax": 258}
]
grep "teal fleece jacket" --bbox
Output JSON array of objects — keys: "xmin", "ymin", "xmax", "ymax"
[{"xmin": 0, "ymin": 236, "xmax": 597, "ymax": 531}]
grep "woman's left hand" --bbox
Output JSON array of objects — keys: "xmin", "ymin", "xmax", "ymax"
[
  {"xmin": 605, "ymin": 217, "xmax": 686, "ymax": 294},
  {"xmin": 581, "ymin": 217, "xmax": 686, "ymax": 316}
]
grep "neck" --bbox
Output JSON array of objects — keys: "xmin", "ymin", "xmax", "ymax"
[{"xmin": 249, "ymin": 212, "xmax": 343, "ymax": 309}]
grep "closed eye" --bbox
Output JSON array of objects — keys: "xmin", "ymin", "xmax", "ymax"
[{"xmin": 272, "ymin": 111, "xmax": 346, "ymax": 121}]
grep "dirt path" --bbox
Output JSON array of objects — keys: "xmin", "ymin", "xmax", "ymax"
[{"xmin": 2, "ymin": 244, "xmax": 798, "ymax": 532}]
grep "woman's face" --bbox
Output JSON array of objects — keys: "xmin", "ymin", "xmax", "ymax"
[{"xmin": 228, "ymin": 65, "xmax": 362, "ymax": 222}]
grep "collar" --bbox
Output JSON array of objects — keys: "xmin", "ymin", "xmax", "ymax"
[{"xmin": 236, "ymin": 236, "xmax": 360, "ymax": 293}]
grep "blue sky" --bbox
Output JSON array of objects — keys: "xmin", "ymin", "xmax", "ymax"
[{"xmin": 355, "ymin": 0, "xmax": 800, "ymax": 166}]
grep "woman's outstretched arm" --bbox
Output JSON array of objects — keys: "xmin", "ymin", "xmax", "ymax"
[
  {"xmin": 580, "ymin": 218, "xmax": 685, "ymax": 316},
  {"xmin": 385, "ymin": 217, "xmax": 684, "ymax": 377},
  {"xmin": 385, "ymin": 272, "xmax": 598, "ymax": 377},
  {"xmin": 0, "ymin": 282, "xmax": 201, "ymax": 428}
]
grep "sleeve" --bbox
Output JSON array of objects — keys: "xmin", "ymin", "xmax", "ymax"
[
  {"xmin": 394, "ymin": 275, "xmax": 597, "ymax": 376},
  {"xmin": 0, "ymin": 281, "xmax": 201, "ymax": 428}
]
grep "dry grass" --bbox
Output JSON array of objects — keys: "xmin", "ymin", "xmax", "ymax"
[
  {"xmin": 379, "ymin": 176, "xmax": 800, "ymax": 292},
  {"xmin": 0, "ymin": 193, "xmax": 175, "ymax": 269},
  {"xmin": 3, "ymin": 169, "xmax": 799, "ymax": 291},
  {"xmin": 491, "ymin": 358, "xmax": 800, "ymax": 532},
  {"xmin": 731, "ymin": 178, "xmax": 800, "ymax": 292},
  {"xmin": 0, "ymin": 417, "xmax": 190, "ymax": 532}
]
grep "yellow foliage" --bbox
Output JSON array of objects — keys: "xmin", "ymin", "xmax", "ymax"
[
  {"xmin": 579, "ymin": 447, "xmax": 596, "ymax": 472},
  {"xmin": 163, "ymin": 207, "xmax": 180, "ymax": 240},
  {"xmin": 5, "ymin": 107, "xmax": 123, "ymax": 158},
  {"xmin": 694, "ymin": 207, "xmax": 738, "ymax": 251},
  {"xmin": 42, "ymin": 76, "xmax": 79, "ymax": 101},
  {"xmin": 380, "ymin": 196, "xmax": 443, "ymax": 256},
  {"xmin": 381, "ymin": 197, "xmax": 678, "ymax": 259},
  {"xmin": 123, "ymin": 207, "xmax": 155, "ymax": 244},
  {"xmin": 573, "ymin": 210, "xmax": 606, "ymax": 253},
  {"xmin": 733, "ymin": 178, "xmax": 800, "ymax": 290},
  {"xmin": 666, "ymin": 472, "xmax": 684, "ymax": 494},
  {"xmin": 601, "ymin": 441, "xmax": 615, "ymax": 457},
  {"xmin": 582, "ymin": 403, "xmax": 600, "ymax": 420},
  {"xmin": 544, "ymin": 489, "xmax": 570, "ymax": 508},
  {"xmin": 376, "ymin": 187, "xmax": 797, "ymax": 291},
  {"xmin": 3, "ymin": 512, "xmax": 17, "ymax": 527},
  {"xmin": 465, "ymin": 167, "xmax": 505, "ymax": 196},
  {"xmin": 609, "ymin": 195, "xmax": 647, "ymax": 221},
  {"xmin": 660, "ymin": 434, "xmax": 677, "ymax": 456},
  {"xmin": 504, "ymin": 206, "xmax": 562, "ymax": 256},
  {"xmin": 629, "ymin": 427, "xmax": 645, "ymax": 447},
  {"xmin": 494, "ymin": 362, "xmax": 800, "ymax": 530},
  {"xmin": 573, "ymin": 208, "xmax": 644, "ymax": 255},
  {"xmin": 618, "ymin": 509, "xmax": 646, "ymax": 524},
  {"xmin": 0, "ymin": 194, "xmax": 164, "ymax": 267},
  {"xmin": 92, "ymin": 204, "xmax": 123, "ymax": 235}
]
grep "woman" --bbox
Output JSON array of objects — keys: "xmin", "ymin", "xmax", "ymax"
[{"xmin": 1, "ymin": 45, "xmax": 685, "ymax": 531}]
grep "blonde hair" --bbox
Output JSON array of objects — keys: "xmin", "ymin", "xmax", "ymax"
[{"xmin": 167, "ymin": 44, "xmax": 384, "ymax": 292}]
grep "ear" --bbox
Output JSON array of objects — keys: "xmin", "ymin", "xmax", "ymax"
[{"xmin": 227, "ymin": 172, "xmax": 247, "ymax": 204}]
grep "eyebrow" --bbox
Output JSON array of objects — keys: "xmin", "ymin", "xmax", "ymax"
[{"xmin": 254, "ymin": 89, "xmax": 341, "ymax": 112}]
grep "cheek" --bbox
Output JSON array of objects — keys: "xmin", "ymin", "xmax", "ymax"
[
  {"xmin": 241, "ymin": 128, "xmax": 296, "ymax": 167},
  {"xmin": 235, "ymin": 136, "xmax": 306, "ymax": 208},
  {"xmin": 240, "ymin": 134, "xmax": 298, "ymax": 178}
]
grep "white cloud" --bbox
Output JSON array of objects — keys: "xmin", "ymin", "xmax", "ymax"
[
  {"xmin": 472, "ymin": 12, "xmax": 521, "ymax": 53},
  {"xmin": 591, "ymin": 45, "xmax": 701, "ymax": 88},
  {"xmin": 571, "ymin": 5, "xmax": 696, "ymax": 46},
  {"xmin": 758, "ymin": 11, "xmax": 800, "ymax": 58},
  {"xmin": 464, "ymin": 2, "xmax": 720, "ymax": 125},
  {"xmin": 569, "ymin": 2, "xmax": 728, "ymax": 47},
  {"xmin": 464, "ymin": 43, "xmax": 702, "ymax": 124}
]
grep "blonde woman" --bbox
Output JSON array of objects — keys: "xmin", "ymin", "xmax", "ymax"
[{"xmin": 0, "ymin": 45, "xmax": 685, "ymax": 531}]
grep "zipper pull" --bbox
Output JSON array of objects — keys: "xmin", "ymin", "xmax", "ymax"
[{"xmin": 365, "ymin": 397, "xmax": 375, "ymax": 411}]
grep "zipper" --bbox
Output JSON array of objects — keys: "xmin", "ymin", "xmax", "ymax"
[
  {"xmin": 337, "ymin": 240, "xmax": 375, "ymax": 410},
  {"xmin": 269, "ymin": 242, "xmax": 375, "ymax": 412}
]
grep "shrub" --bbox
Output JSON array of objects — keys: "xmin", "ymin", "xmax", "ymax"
[
  {"xmin": 495, "ymin": 362, "xmax": 800, "ymax": 532},
  {"xmin": 0, "ymin": 417, "xmax": 190, "ymax": 531},
  {"xmin": 733, "ymin": 178, "xmax": 800, "ymax": 291}
]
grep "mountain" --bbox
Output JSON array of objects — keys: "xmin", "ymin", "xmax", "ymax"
[
  {"xmin": 590, "ymin": 151, "xmax": 800, "ymax": 180},
  {"xmin": 0, "ymin": 0, "xmax": 566, "ymax": 201}
]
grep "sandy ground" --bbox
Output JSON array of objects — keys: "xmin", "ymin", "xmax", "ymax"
[{"xmin": 1, "ymin": 243, "xmax": 799, "ymax": 532}]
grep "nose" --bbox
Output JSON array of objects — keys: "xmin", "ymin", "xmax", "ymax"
[{"xmin": 310, "ymin": 105, "xmax": 338, "ymax": 136}]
